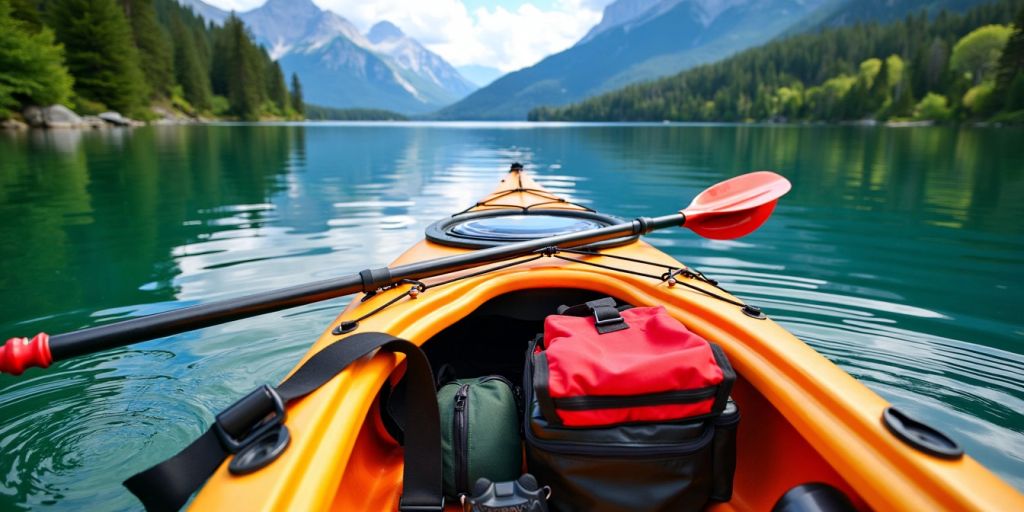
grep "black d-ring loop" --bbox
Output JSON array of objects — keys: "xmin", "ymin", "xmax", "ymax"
[
  {"xmin": 214, "ymin": 385, "xmax": 286, "ymax": 454},
  {"xmin": 229, "ymin": 425, "xmax": 291, "ymax": 475}
]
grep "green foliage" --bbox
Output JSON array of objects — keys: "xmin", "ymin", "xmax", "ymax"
[
  {"xmin": 962, "ymin": 81, "xmax": 997, "ymax": 113},
  {"xmin": 267, "ymin": 60, "xmax": 288, "ymax": 112},
  {"xmin": 169, "ymin": 84, "xmax": 193, "ymax": 115},
  {"xmin": 950, "ymin": 24, "xmax": 1014, "ymax": 83},
  {"xmin": 889, "ymin": 75, "xmax": 917, "ymax": 118},
  {"xmin": 0, "ymin": 0, "xmax": 74, "ymax": 118},
  {"xmin": 210, "ymin": 15, "xmax": 273, "ymax": 120},
  {"xmin": 9, "ymin": 0, "xmax": 42, "ymax": 28},
  {"xmin": 3, "ymin": 0, "xmax": 294, "ymax": 120},
  {"xmin": 1006, "ymin": 72, "xmax": 1024, "ymax": 111},
  {"xmin": 290, "ymin": 73, "xmax": 303, "ymax": 116},
  {"xmin": 530, "ymin": 0, "xmax": 1024, "ymax": 123},
  {"xmin": 72, "ymin": 94, "xmax": 106, "ymax": 114},
  {"xmin": 993, "ymin": 7, "xmax": 1024, "ymax": 108},
  {"xmin": 210, "ymin": 94, "xmax": 229, "ymax": 116},
  {"xmin": 886, "ymin": 55, "xmax": 905, "ymax": 87},
  {"xmin": 304, "ymin": 104, "xmax": 407, "ymax": 120},
  {"xmin": 169, "ymin": 14, "xmax": 211, "ymax": 111},
  {"xmin": 50, "ymin": 0, "xmax": 147, "ymax": 115},
  {"xmin": 914, "ymin": 92, "xmax": 952, "ymax": 120},
  {"xmin": 121, "ymin": 0, "xmax": 173, "ymax": 98}
]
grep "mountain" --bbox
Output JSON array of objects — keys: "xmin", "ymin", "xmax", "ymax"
[
  {"xmin": 177, "ymin": 0, "xmax": 228, "ymax": 24},
  {"xmin": 175, "ymin": 0, "xmax": 476, "ymax": 114},
  {"xmin": 436, "ymin": 0, "xmax": 830, "ymax": 120},
  {"xmin": 239, "ymin": 0, "xmax": 369, "ymax": 59},
  {"xmin": 457, "ymin": 65, "xmax": 503, "ymax": 87},
  {"xmin": 365, "ymin": 21, "xmax": 477, "ymax": 101}
]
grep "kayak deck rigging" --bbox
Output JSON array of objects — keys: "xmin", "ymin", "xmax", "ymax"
[{"xmin": 333, "ymin": 245, "xmax": 751, "ymax": 337}]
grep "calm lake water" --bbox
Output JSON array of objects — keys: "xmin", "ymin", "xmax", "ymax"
[{"xmin": 0, "ymin": 122, "xmax": 1021, "ymax": 509}]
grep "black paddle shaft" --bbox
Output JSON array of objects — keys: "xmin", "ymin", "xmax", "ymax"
[{"xmin": 48, "ymin": 213, "xmax": 684, "ymax": 360}]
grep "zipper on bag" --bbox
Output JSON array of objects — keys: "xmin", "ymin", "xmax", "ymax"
[
  {"xmin": 454, "ymin": 384, "xmax": 470, "ymax": 493},
  {"xmin": 552, "ymin": 387, "xmax": 717, "ymax": 410},
  {"xmin": 523, "ymin": 413, "xmax": 715, "ymax": 458}
]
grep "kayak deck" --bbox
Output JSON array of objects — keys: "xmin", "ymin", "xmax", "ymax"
[{"xmin": 189, "ymin": 170, "xmax": 1023, "ymax": 511}]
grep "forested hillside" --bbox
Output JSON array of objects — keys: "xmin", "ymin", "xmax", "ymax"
[
  {"xmin": 530, "ymin": 0, "xmax": 1024, "ymax": 123},
  {"xmin": 0, "ymin": 0, "xmax": 303, "ymax": 121},
  {"xmin": 436, "ymin": 0, "xmax": 834, "ymax": 120}
]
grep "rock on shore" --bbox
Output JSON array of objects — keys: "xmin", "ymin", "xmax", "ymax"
[{"xmin": 18, "ymin": 105, "xmax": 143, "ymax": 129}]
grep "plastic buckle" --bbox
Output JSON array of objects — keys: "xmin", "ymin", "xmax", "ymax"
[
  {"xmin": 214, "ymin": 384, "xmax": 286, "ymax": 454},
  {"xmin": 593, "ymin": 310, "xmax": 623, "ymax": 327},
  {"xmin": 397, "ymin": 496, "xmax": 445, "ymax": 512},
  {"xmin": 592, "ymin": 305, "xmax": 628, "ymax": 333}
]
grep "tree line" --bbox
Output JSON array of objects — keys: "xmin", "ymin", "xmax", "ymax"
[
  {"xmin": 304, "ymin": 105, "xmax": 408, "ymax": 121},
  {"xmin": 530, "ymin": 0, "xmax": 1024, "ymax": 124},
  {"xmin": 0, "ymin": 0, "xmax": 304, "ymax": 121}
]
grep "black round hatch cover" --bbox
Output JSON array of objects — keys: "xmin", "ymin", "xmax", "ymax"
[{"xmin": 426, "ymin": 209, "xmax": 637, "ymax": 249}]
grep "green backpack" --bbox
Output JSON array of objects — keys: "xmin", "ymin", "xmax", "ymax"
[{"xmin": 437, "ymin": 376, "xmax": 523, "ymax": 498}]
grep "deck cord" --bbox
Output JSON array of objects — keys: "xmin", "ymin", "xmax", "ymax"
[
  {"xmin": 332, "ymin": 247, "xmax": 753, "ymax": 335},
  {"xmin": 452, "ymin": 186, "xmax": 596, "ymax": 216}
]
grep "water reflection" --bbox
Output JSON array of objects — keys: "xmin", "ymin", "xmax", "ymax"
[{"xmin": 0, "ymin": 123, "xmax": 1021, "ymax": 509}]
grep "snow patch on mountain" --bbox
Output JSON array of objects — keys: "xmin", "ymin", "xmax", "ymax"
[
  {"xmin": 365, "ymin": 21, "xmax": 476, "ymax": 96},
  {"xmin": 174, "ymin": 0, "xmax": 476, "ymax": 112}
]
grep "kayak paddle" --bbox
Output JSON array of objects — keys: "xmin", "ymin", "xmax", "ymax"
[{"xmin": 0, "ymin": 171, "xmax": 791, "ymax": 376}]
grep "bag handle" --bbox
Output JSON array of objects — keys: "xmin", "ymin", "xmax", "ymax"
[
  {"xmin": 556, "ymin": 297, "xmax": 629, "ymax": 334},
  {"xmin": 124, "ymin": 332, "xmax": 443, "ymax": 512}
]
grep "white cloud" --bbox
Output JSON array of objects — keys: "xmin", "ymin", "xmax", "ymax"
[{"xmin": 202, "ymin": 0, "xmax": 612, "ymax": 72}]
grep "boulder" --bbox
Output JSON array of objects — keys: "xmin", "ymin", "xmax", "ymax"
[
  {"xmin": 42, "ymin": 105, "xmax": 83, "ymax": 128},
  {"xmin": 1, "ymin": 118, "xmax": 29, "ymax": 130},
  {"xmin": 81, "ymin": 116, "xmax": 108, "ymax": 129},
  {"xmin": 98, "ymin": 111, "xmax": 130, "ymax": 126},
  {"xmin": 22, "ymin": 106, "xmax": 44, "ymax": 127}
]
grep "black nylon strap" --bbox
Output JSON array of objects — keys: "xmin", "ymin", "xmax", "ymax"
[
  {"xmin": 124, "ymin": 332, "xmax": 443, "ymax": 512},
  {"xmin": 556, "ymin": 297, "xmax": 629, "ymax": 334}
]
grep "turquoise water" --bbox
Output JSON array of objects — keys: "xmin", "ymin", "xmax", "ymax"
[{"xmin": 0, "ymin": 123, "xmax": 1021, "ymax": 509}]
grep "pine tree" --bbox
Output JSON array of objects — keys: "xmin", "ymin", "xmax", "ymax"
[
  {"xmin": 209, "ymin": 21, "xmax": 231, "ymax": 97},
  {"xmin": 868, "ymin": 58, "xmax": 891, "ymax": 115},
  {"xmin": 9, "ymin": 0, "xmax": 41, "ymax": 28},
  {"xmin": 267, "ymin": 60, "xmax": 288, "ymax": 112},
  {"xmin": 1006, "ymin": 73, "xmax": 1024, "ymax": 110},
  {"xmin": 121, "ymin": 0, "xmax": 173, "ymax": 98},
  {"xmin": 0, "ymin": 0, "xmax": 74, "ymax": 117},
  {"xmin": 994, "ymin": 7, "xmax": 1024, "ymax": 109},
  {"xmin": 290, "ymin": 72, "xmax": 303, "ymax": 115},
  {"xmin": 49, "ymin": 0, "xmax": 147, "ymax": 114},
  {"xmin": 889, "ymin": 76, "xmax": 916, "ymax": 118},
  {"xmin": 170, "ymin": 14, "xmax": 210, "ymax": 111},
  {"xmin": 212, "ymin": 15, "xmax": 262, "ymax": 120}
]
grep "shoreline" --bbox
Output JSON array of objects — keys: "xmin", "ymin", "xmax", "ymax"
[{"xmin": 5, "ymin": 117, "xmax": 1020, "ymax": 130}]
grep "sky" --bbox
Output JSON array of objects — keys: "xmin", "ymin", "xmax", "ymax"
[{"xmin": 200, "ymin": 0, "xmax": 615, "ymax": 72}]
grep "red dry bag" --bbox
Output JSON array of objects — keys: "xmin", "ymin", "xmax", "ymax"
[{"xmin": 532, "ymin": 297, "xmax": 734, "ymax": 427}]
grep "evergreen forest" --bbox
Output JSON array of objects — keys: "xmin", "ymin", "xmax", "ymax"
[
  {"xmin": 0, "ymin": 0, "xmax": 303, "ymax": 121},
  {"xmin": 530, "ymin": 0, "xmax": 1024, "ymax": 124}
]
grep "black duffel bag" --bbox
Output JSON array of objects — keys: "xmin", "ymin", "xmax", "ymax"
[{"xmin": 523, "ymin": 332, "xmax": 740, "ymax": 512}]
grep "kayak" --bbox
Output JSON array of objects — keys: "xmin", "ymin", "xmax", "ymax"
[
  {"xmin": 3, "ymin": 166, "xmax": 1013, "ymax": 511},
  {"xmin": 170, "ymin": 166, "xmax": 1022, "ymax": 511}
]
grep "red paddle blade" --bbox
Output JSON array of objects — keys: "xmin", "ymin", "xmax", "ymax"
[{"xmin": 681, "ymin": 171, "xmax": 791, "ymax": 240}]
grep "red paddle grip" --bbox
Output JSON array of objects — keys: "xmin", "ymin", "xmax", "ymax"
[{"xmin": 0, "ymin": 333, "xmax": 52, "ymax": 375}]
